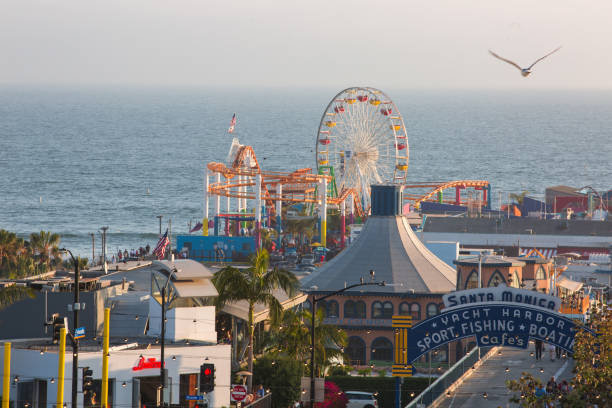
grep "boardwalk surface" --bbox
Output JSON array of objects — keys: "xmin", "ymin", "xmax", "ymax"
[{"xmin": 434, "ymin": 347, "xmax": 572, "ymax": 408}]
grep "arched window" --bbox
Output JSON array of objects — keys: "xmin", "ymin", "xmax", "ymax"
[
  {"xmin": 371, "ymin": 301, "xmax": 383, "ymax": 318},
  {"xmin": 327, "ymin": 300, "xmax": 339, "ymax": 318},
  {"xmin": 410, "ymin": 303, "xmax": 421, "ymax": 320},
  {"xmin": 317, "ymin": 300, "xmax": 327, "ymax": 317},
  {"xmin": 347, "ymin": 336, "xmax": 366, "ymax": 365},
  {"xmin": 399, "ymin": 302, "xmax": 411, "ymax": 316},
  {"xmin": 382, "ymin": 302, "xmax": 394, "ymax": 318},
  {"xmin": 465, "ymin": 269, "xmax": 479, "ymax": 289},
  {"xmin": 354, "ymin": 301, "xmax": 366, "ymax": 318},
  {"xmin": 487, "ymin": 270, "xmax": 506, "ymax": 287},
  {"xmin": 371, "ymin": 337, "xmax": 393, "ymax": 362},
  {"xmin": 344, "ymin": 300, "xmax": 355, "ymax": 318},
  {"xmin": 426, "ymin": 303, "xmax": 439, "ymax": 318},
  {"xmin": 346, "ymin": 300, "xmax": 366, "ymax": 318},
  {"xmin": 535, "ymin": 266, "xmax": 546, "ymax": 280}
]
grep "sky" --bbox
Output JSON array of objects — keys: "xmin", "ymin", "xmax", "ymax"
[{"xmin": 1, "ymin": 0, "xmax": 611, "ymax": 89}]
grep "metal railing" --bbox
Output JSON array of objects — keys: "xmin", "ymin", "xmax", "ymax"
[
  {"xmin": 242, "ymin": 393, "xmax": 272, "ymax": 408},
  {"xmin": 405, "ymin": 347, "xmax": 493, "ymax": 408}
]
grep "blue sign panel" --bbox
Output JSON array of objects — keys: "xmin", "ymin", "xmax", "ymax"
[
  {"xmin": 185, "ymin": 395, "xmax": 204, "ymax": 401},
  {"xmin": 74, "ymin": 326, "xmax": 85, "ymax": 339},
  {"xmin": 406, "ymin": 303, "xmax": 590, "ymax": 363}
]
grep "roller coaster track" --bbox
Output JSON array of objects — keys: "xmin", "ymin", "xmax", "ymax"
[{"xmin": 403, "ymin": 180, "xmax": 490, "ymax": 208}]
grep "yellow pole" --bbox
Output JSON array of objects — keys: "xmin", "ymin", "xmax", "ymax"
[
  {"xmin": 102, "ymin": 307, "xmax": 110, "ymax": 408},
  {"xmin": 2, "ymin": 342, "xmax": 10, "ymax": 408},
  {"xmin": 57, "ymin": 328, "xmax": 66, "ymax": 408}
]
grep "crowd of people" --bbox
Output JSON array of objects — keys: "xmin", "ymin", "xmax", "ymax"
[{"xmin": 110, "ymin": 244, "xmax": 151, "ymax": 264}]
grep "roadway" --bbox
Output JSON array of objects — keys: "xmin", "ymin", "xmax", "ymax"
[{"xmin": 435, "ymin": 346, "xmax": 572, "ymax": 408}]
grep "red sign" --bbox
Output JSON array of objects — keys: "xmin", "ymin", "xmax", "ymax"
[
  {"xmin": 132, "ymin": 356, "xmax": 164, "ymax": 371},
  {"xmin": 231, "ymin": 385, "xmax": 247, "ymax": 402}
]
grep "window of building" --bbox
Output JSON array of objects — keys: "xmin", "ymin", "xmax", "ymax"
[
  {"xmin": 465, "ymin": 270, "xmax": 479, "ymax": 289},
  {"xmin": 535, "ymin": 266, "xmax": 546, "ymax": 280},
  {"xmin": 382, "ymin": 302, "xmax": 394, "ymax": 319},
  {"xmin": 345, "ymin": 300, "xmax": 365, "ymax": 318},
  {"xmin": 17, "ymin": 380, "xmax": 47, "ymax": 408},
  {"xmin": 354, "ymin": 301, "xmax": 366, "ymax": 318},
  {"xmin": 426, "ymin": 303, "xmax": 439, "ymax": 318},
  {"xmin": 410, "ymin": 303, "xmax": 421, "ymax": 320},
  {"xmin": 371, "ymin": 301, "xmax": 383, "ymax": 318},
  {"xmin": 347, "ymin": 336, "xmax": 366, "ymax": 365},
  {"xmin": 317, "ymin": 300, "xmax": 328, "ymax": 317},
  {"xmin": 344, "ymin": 300, "xmax": 355, "ymax": 318},
  {"xmin": 399, "ymin": 302, "xmax": 410, "ymax": 316},
  {"xmin": 327, "ymin": 300, "xmax": 339, "ymax": 318},
  {"xmin": 371, "ymin": 337, "xmax": 393, "ymax": 362},
  {"xmin": 487, "ymin": 270, "xmax": 506, "ymax": 287}
]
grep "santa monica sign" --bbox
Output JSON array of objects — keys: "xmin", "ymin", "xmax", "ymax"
[{"xmin": 401, "ymin": 286, "xmax": 592, "ymax": 363}]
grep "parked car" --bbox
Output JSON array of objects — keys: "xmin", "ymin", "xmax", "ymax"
[
  {"xmin": 345, "ymin": 391, "xmax": 378, "ymax": 408},
  {"xmin": 300, "ymin": 254, "xmax": 315, "ymax": 265}
]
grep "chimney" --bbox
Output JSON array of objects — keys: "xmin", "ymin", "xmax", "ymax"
[{"xmin": 370, "ymin": 185, "xmax": 403, "ymax": 216}]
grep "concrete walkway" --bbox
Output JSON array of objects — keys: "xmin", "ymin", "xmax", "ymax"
[{"xmin": 436, "ymin": 347, "xmax": 572, "ymax": 408}]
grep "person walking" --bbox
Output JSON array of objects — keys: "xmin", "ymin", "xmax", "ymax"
[
  {"xmin": 535, "ymin": 339, "xmax": 543, "ymax": 360},
  {"xmin": 547, "ymin": 342, "xmax": 556, "ymax": 361},
  {"xmin": 555, "ymin": 346, "xmax": 562, "ymax": 359}
]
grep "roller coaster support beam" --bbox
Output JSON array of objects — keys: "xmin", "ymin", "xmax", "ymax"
[
  {"xmin": 255, "ymin": 173, "xmax": 262, "ymax": 250},
  {"xmin": 225, "ymin": 191, "xmax": 231, "ymax": 235},
  {"xmin": 486, "ymin": 184, "xmax": 491, "ymax": 209},
  {"xmin": 203, "ymin": 169, "xmax": 209, "ymax": 236},
  {"xmin": 319, "ymin": 178, "xmax": 327, "ymax": 248},
  {"xmin": 455, "ymin": 186, "xmax": 461, "ymax": 206},
  {"xmin": 215, "ymin": 173, "xmax": 221, "ymax": 235},
  {"xmin": 341, "ymin": 199, "xmax": 346, "ymax": 248},
  {"xmin": 276, "ymin": 183, "xmax": 282, "ymax": 248},
  {"xmin": 349, "ymin": 194, "xmax": 355, "ymax": 225}
]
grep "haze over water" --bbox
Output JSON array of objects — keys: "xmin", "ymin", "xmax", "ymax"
[{"xmin": 1, "ymin": 86, "xmax": 610, "ymax": 258}]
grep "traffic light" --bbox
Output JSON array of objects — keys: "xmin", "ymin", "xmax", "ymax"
[
  {"xmin": 52, "ymin": 314, "xmax": 67, "ymax": 344},
  {"xmin": 82, "ymin": 367, "xmax": 94, "ymax": 394},
  {"xmin": 199, "ymin": 363, "xmax": 215, "ymax": 393}
]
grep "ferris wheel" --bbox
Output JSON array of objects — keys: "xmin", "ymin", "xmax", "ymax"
[{"xmin": 315, "ymin": 87, "xmax": 409, "ymax": 208}]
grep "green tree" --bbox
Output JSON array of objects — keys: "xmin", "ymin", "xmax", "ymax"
[
  {"xmin": 253, "ymin": 353, "xmax": 303, "ymax": 408},
  {"xmin": 0, "ymin": 229, "xmax": 26, "ymax": 273},
  {"xmin": 212, "ymin": 249, "xmax": 299, "ymax": 391},
  {"xmin": 29, "ymin": 230, "xmax": 61, "ymax": 269},
  {"xmin": 506, "ymin": 372, "xmax": 554, "ymax": 407},
  {"xmin": 267, "ymin": 308, "xmax": 347, "ymax": 376},
  {"xmin": 509, "ymin": 190, "xmax": 529, "ymax": 205}
]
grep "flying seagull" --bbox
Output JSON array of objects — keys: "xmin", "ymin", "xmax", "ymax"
[{"xmin": 489, "ymin": 47, "xmax": 561, "ymax": 77}]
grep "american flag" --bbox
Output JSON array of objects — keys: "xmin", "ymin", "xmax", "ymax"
[
  {"xmin": 228, "ymin": 113, "xmax": 237, "ymax": 133},
  {"xmin": 153, "ymin": 229, "xmax": 170, "ymax": 259}
]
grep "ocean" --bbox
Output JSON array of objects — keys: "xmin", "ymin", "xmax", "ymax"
[{"xmin": 1, "ymin": 86, "xmax": 610, "ymax": 259}]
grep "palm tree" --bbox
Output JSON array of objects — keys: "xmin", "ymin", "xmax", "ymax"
[
  {"xmin": 0, "ymin": 229, "xmax": 24, "ymax": 270},
  {"xmin": 29, "ymin": 231, "xmax": 61, "ymax": 269},
  {"xmin": 268, "ymin": 308, "xmax": 347, "ymax": 376},
  {"xmin": 509, "ymin": 190, "xmax": 529, "ymax": 206},
  {"xmin": 212, "ymin": 249, "xmax": 299, "ymax": 391}
]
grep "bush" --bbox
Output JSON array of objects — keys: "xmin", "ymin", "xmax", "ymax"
[
  {"xmin": 253, "ymin": 354, "xmax": 303, "ymax": 408},
  {"xmin": 327, "ymin": 376, "xmax": 431, "ymax": 408},
  {"xmin": 315, "ymin": 381, "xmax": 348, "ymax": 408}
]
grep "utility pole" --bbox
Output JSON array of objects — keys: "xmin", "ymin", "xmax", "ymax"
[
  {"xmin": 89, "ymin": 233, "xmax": 95, "ymax": 265},
  {"xmin": 60, "ymin": 248, "xmax": 80, "ymax": 408},
  {"xmin": 168, "ymin": 218, "xmax": 172, "ymax": 260},
  {"xmin": 100, "ymin": 226, "xmax": 109, "ymax": 273},
  {"xmin": 157, "ymin": 215, "xmax": 163, "ymax": 235}
]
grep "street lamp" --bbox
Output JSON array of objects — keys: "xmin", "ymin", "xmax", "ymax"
[
  {"xmin": 159, "ymin": 266, "xmax": 177, "ymax": 407},
  {"xmin": 309, "ymin": 270, "xmax": 385, "ymax": 407},
  {"xmin": 157, "ymin": 215, "xmax": 163, "ymax": 235},
  {"xmin": 59, "ymin": 248, "xmax": 80, "ymax": 408}
]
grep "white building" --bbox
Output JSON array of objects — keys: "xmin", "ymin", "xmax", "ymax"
[{"xmin": 0, "ymin": 260, "xmax": 231, "ymax": 408}]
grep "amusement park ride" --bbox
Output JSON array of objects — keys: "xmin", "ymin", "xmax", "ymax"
[{"xmin": 200, "ymin": 87, "xmax": 491, "ymax": 253}]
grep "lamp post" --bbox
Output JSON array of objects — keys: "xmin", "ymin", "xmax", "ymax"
[
  {"xmin": 59, "ymin": 248, "xmax": 79, "ymax": 408},
  {"xmin": 159, "ymin": 266, "xmax": 177, "ymax": 407},
  {"xmin": 309, "ymin": 270, "xmax": 385, "ymax": 407},
  {"xmin": 157, "ymin": 215, "xmax": 163, "ymax": 235}
]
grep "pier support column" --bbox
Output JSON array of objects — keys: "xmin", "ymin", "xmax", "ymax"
[
  {"xmin": 340, "ymin": 199, "xmax": 346, "ymax": 248},
  {"xmin": 255, "ymin": 174, "xmax": 262, "ymax": 251},
  {"xmin": 226, "ymin": 193, "xmax": 231, "ymax": 236},
  {"xmin": 203, "ymin": 169, "xmax": 209, "ymax": 236},
  {"xmin": 276, "ymin": 183, "xmax": 282, "ymax": 249},
  {"xmin": 319, "ymin": 178, "xmax": 327, "ymax": 248},
  {"xmin": 486, "ymin": 184, "xmax": 491, "ymax": 210}
]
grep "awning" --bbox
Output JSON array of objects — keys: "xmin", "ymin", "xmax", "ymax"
[
  {"xmin": 173, "ymin": 279, "xmax": 218, "ymax": 298},
  {"xmin": 557, "ymin": 277, "xmax": 583, "ymax": 292},
  {"xmin": 221, "ymin": 289, "xmax": 307, "ymax": 323}
]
